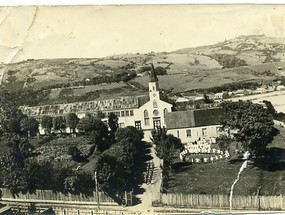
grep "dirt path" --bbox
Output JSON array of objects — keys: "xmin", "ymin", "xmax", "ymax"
[{"xmin": 129, "ymin": 145, "xmax": 162, "ymax": 213}]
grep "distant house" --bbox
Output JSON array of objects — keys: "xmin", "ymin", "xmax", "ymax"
[
  {"xmin": 233, "ymin": 89, "xmax": 252, "ymax": 97},
  {"xmin": 276, "ymin": 85, "xmax": 285, "ymax": 91},
  {"xmin": 184, "ymin": 92, "xmax": 204, "ymax": 101},
  {"xmin": 214, "ymin": 92, "xmax": 229, "ymax": 100},
  {"xmin": 165, "ymin": 108, "xmax": 222, "ymax": 143},
  {"xmin": 137, "ymin": 71, "xmax": 148, "ymax": 77},
  {"xmin": 266, "ymin": 86, "xmax": 275, "ymax": 92},
  {"xmin": 206, "ymin": 93, "xmax": 215, "ymax": 101},
  {"xmin": 254, "ymin": 87, "xmax": 267, "ymax": 94},
  {"xmin": 176, "ymin": 97, "xmax": 190, "ymax": 103}
]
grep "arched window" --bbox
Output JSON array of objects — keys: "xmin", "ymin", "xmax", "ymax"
[
  {"xmin": 144, "ymin": 110, "xmax": 149, "ymax": 118},
  {"xmin": 144, "ymin": 110, "xmax": 149, "ymax": 126},
  {"xmin": 153, "ymin": 100, "xmax": 157, "ymax": 108},
  {"xmin": 163, "ymin": 108, "xmax": 168, "ymax": 117}
]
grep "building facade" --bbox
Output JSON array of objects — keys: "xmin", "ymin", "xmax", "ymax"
[{"xmin": 165, "ymin": 108, "xmax": 222, "ymax": 143}]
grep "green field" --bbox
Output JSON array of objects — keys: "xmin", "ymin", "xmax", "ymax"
[
  {"xmin": 132, "ymin": 64, "xmax": 274, "ymax": 93},
  {"xmin": 168, "ymin": 125, "xmax": 285, "ymax": 196}
]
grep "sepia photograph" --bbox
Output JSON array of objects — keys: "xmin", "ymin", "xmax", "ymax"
[{"xmin": 1, "ymin": 3, "xmax": 285, "ymax": 214}]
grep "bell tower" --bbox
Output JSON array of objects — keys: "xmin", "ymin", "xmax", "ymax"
[{"xmin": 149, "ymin": 63, "xmax": 160, "ymax": 101}]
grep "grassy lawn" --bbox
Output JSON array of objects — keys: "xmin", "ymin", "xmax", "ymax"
[{"xmin": 168, "ymin": 125, "xmax": 285, "ymax": 196}]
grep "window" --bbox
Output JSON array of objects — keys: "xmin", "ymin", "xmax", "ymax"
[
  {"xmin": 121, "ymin": 111, "xmax": 125, "ymax": 117},
  {"xmin": 119, "ymin": 123, "xmax": 125, "ymax": 128},
  {"xmin": 153, "ymin": 100, "xmax": 157, "ymax": 108},
  {"xmin": 153, "ymin": 109, "xmax": 159, "ymax": 116},
  {"xmin": 177, "ymin": 130, "xmax": 180, "ymax": 138},
  {"xmin": 144, "ymin": 110, "xmax": 149, "ymax": 118},
  {"xmin": 216, "ymin": 127, "xmax": 221, "ymax": 134},
  {"xmin": 135, "ymin": 121, "xmax": 141, "ymax": 130},
  {"xmin": 153, "ymin": 118, "xmax": 161, "ymax": 129},
  {"xmin": 130, "ymin": 110, "xmax": 134, "ymax": 116},
  {"xmin": 126, "ymin": 110, "xmax": 129, "ymax": 116},
  {"xmin": 202, "ymin": 128, "xmax": 207, "ymax": 136},
  {"xmin": 144, "ymin": 110, "xmax": 149, "ymax": 126},
  {"xmin": 163, "ymin": 108, "xmax": 168, "ymax": 118},
  {"xmin": 186, "ymin": 129, "xmax": 192, "ymax": 137},
  {"xmin": 144, "ymin": 118, "xmax": 150, "ymax": 126}
]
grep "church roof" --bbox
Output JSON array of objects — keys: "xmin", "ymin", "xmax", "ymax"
[
  {"xmin": 165, "ymin": 108, "xmax": 222, "ymax": 129},
  {"xmin": 149, "ymin": 63, "xmax": 158, "ymax": 82}
]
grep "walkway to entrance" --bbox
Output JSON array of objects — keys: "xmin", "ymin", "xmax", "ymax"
[{"xmin": 129, "ymin": 144, "xmax": 162, "ymax": 214}]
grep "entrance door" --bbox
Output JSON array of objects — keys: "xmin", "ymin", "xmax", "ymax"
[{"xmin": 153, "ymin": 117, "xmax": 161, "ymax": 129}]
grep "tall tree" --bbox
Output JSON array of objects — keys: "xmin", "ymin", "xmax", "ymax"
[
  {"xmin": 95, "ymin": 154, "xmax": 126, "ymax": 193},
  {"xmin": 41, "ymin": 116, "xmax": 53, "ymax": 134},
  {"xmin": 66, "ymin": 113, "xmax": 79, "ymax": 133},
  {"xmin": 152, "ymin": 128, "xmax": 182, "ymax": 168},
  {"xmin": 108, "ymin": 112, "xmax": 119, "ymax": 134},
  {"xmin": 52, "ymin": 116, "xmax": 66, "ymax": 133},
  {"xmin": 77, "ymin": 115, "xmax": 94, "ymax": 133},
  {"xmin": 220, "ymin": 100, "xmax": 274, "ymax": 159},
  {"xmin": 216, "ymin": 134, "xmax": 233, "ymax": 152},
  {"xmin": 116, "ymin": 126, "xmax": 144, "ymax": 145},
  {"xmin": 20, "ymin": 116, "xmax": 39, "ymax": 137}
]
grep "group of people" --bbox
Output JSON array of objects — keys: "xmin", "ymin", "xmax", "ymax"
[{"xmin": 179, "ymin": 140, "xmax": 230, "ymax": 163}]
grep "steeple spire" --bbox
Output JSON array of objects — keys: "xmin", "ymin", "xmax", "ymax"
[{"xmin": 149, "ymin": 63, "xmax": 158, "ymax": 82}]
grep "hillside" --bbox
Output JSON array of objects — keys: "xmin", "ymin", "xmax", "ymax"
[{"xmin": 1, "ymin": 35, "xmax": 285, "ymax": 102}]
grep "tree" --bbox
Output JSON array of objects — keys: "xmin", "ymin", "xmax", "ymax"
[
  {"xmin": 41, "ymin": 116, "xmax": 53, "ymax": 134},
  {"xmin": 116, "ymin": 126, "xmax": 144, "ymax": 145},
  {"xmin": 155, "ymin": 66, "xmax": 167, "ymax": 75},
  {"xmin": 77, "ymin": 115, "xmax": 94, "ymax": 133},
  {"xmin": 52, "ymin": 116, "xmax": 66, "ymax": 133},
  {"xmin": 95, "ymin": 154, "xmax": 126, "ymax": 193},
  {"xmin": 77, "ymin": 115, "xmax": 109, "ymax": 153},
  {"xmin": 216, "ymin": 134, "xmax": 233, "ymax": 152},
  {"xmin": 203, "ymin": 94, "xmax": 213, "ymax": 104},
  {"xmin": 20, "ymin": 116, "xmax": 39, "ymax": 137},
  {"xmin": 66, "ymin": 113, "xmax": 79, "ymax": 133},
  {"xmin": 194, "ymin": 57, "xmax": 200, "ymax": 65},
  {"xmin": 108, "ymin": 112, "xmax": 118, "ymax": 134},
  {"xmin": 108, "ymin": 113, "xmax": 118, "ymax": 144},
  {"xmin": 67, "ymin": 146, "xmax": 86, "ymax": 162},
  {"xmin": 0, "ymin": 154, "xmax": 29, "ymax": 196},
  {"xmin": 0, "ymin": 136, "xmax": 35, "ymax": 196},
  {"xmin": 6, "ymin": 118, "xmax": 21, "ymax": 134},
  {"xmin": 220, "ymin": 100, "xmax": 274, "ymax": 159},
  {"xmin": 95, "ymin": 111, "xmax": 105, "ymax": 119},
  {"xmin": 64, "ymin": 171, "xmax": 93, "ymax": 195},
  {"xmin": 152, "ymin": 129, "xmax": 182, "ymax": 168}
]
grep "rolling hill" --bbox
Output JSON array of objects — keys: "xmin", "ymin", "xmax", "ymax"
[{"xmin": 1, "ymin": 34, "xmax": 285, "ymax": 102}]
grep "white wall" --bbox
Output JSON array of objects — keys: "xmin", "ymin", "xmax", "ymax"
[{"xmin": 167, "ymin": 125, "xmax": 221, "ymax": 144}]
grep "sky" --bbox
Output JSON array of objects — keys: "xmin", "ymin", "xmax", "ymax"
[{"xmin": 0, "ymin": 4, "xmax": 285, "ymax": 63}]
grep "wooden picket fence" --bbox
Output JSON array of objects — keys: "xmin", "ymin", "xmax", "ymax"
[
  {"xmin": 153, "ymin": 193, "xmax": 285, "ymax": 210},
  {"xmin": 0, "ymin": 188, "xmax": 115, "ymax": 203}
]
